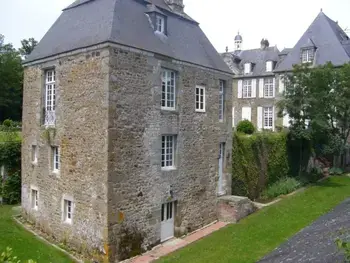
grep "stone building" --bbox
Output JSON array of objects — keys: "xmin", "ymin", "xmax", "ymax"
[
  {"xmin": 222, "ymin": 11, "xmax": 350, "ymax": 131},
  {"xmin": 222, "ymin": 34, "xmax": 286, "ymax": 131},
  {"xmin": 21, "ymin": 0, "xmax": 232, "ymax": 261}
]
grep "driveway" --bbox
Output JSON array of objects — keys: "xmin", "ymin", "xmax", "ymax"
[{"xmin": 258, "ymin": 198, "xmax": 350, "ymax": 263}]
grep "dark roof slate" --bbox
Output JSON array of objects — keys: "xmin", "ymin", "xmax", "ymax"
[
  {"xmin": 25, "ymin": 0, "xmax": 231, "ymax": 73},
  {"xmin": 275, "ymin": 11, "xmax": 350, "ymax": 72}
]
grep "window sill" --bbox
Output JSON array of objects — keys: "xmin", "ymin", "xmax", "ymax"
[
  {"xmin": 31, "ymin": 161, "xmax": 38, "ymax": 166},
  {"xmin": 195, "ymin": 109, "xmax": 206, "ymax": 113},
  {"xmin": 242, "ymin": 97, "xmax": 252, "ymax": 99},
  {"xmin": 63, "ymin": 219, "xmax": 72, "ymax": 225},
  {"xmin": 161, "ymin": 167, "xmax": 177, "ymax": 172},
  {"xmin": 32, "ymin": 207, "xmax": 38, "ymax": 211},
  {"xmin": 161, "ymin": 108, "xmax": 179, "ymax": 115},
  {"xmin": 263, "ymin": 96, "xmax": 275, "ymax": 99},
  {"xmin": 51, "ymin": 170, "xmax": 60, "ymax": 176}
]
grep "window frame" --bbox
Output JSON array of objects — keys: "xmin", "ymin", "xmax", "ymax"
[
  {"xmin": 44, "ymin": 69, "xmax": 56, "ymax": 126},
  {"xmin": 31, "ymin": 189, "xmax": 38, "ymax": 210},
  {"xmin": 266, "ymin": 61, "xmax": 273, "ymax": 72},
  {"xmin": 64, "ymin": 199, "xmax": 73, "ymax": 224},
  {"xmin": 264, "ymin": 78, "xmax": 274, "ymax": 98},
  {"xmin": 219, "ymin": 80, "xmax": 225, "ymax": 121},
  {"xmin": 242, "ymin": 80, "xmax": 252, "ymax": 98},
  {"xmin": 244, "ymin": 63, "xmax": 251, "ymax": 74},
  {"xmin": 195, "ymin": 86, "xmax": 206, "ymax": 112},
  {"xmin": 52, "ymin": 146, "xmax": 60, "ymax": 172},
  {"xmin": 263, "ymin": 106, "xmax": 273, "ymax": 129},
  {"xmin": 161, "ymin": 69, "xmax": 176, "ymax": 110},
  {"xmin": 32, "ymin": 145, "xmax": 38, "ymax": 164},
  {"xmin": 161, "ymin": 135, "xmax": 176, "ymax": 170},
  {"xmin": 156, "ymin": 15, "xmax": 165, "ymax": 34},
  {"xmin": 301, "ymin": 49, "xmax": 313, "ymax": 63}
]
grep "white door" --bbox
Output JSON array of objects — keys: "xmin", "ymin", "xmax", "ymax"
[
  {"xmin": 161, "ymin": 202, "xmax": 174, "ymax": 242},
  {"xmin": 218, "ymin": 143, "xmax": 225, "ymax": 195}
]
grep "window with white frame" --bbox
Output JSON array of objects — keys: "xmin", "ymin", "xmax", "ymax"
[
  {"xmin": 219, "ymin": 80, "xmax": 225, "ymax": 121},
  {"xmin": 31, "ymin": 189, "xmax": 38, "ymax": 210},
  {"xmin": 161, "ymin": 135, "xmax": 176, "ymax": 169},
  {"xmin": 301, "ymin": 49, "xmax": 313, "ymax": 63},
  {"xmin": 266, "ymin": 61, "xmax": 273, "ymax": 72},
  {"xmin": 64, "ymin": 199, "xmax": 73, "ymax": 223},
  {"xmin": 244, "ymin": 63, "xmax": 251, "ymax": 74},
  {"xmin": 263, "ymin": 107, "xmax": 273, "ymax": 129},
  {"xmin": 161, "ymin": 70, "xmax": 176, "ymax": 110},
  {"xmin": 156, "ymin": 15, "xmax": 165, "ymax": 34},
  {"xmin": 52, "ymin": 146, "xmax": 60, "ymax": 172},
  {"xmin": 32, "ymin": 145, "xmax": 38, "ymax": 163},
  {"xmin": 195, "ymin": 86, "xmax": 206, "ymax": 112},
  {"xmin": 45, "ymin": 70, "xmax": 56, "ymax": 126},
  {"xmin": 243, "ymin": 80, "xmax": 252, "ymax": 98},
  {"xmin": 264, "ymin": 78, "xmax": 274, "ymax": 98}
]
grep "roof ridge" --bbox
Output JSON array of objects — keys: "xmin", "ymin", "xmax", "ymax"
[{"xmin": 63, "ymin": 0, "xmax": 96, "ymax": 11}]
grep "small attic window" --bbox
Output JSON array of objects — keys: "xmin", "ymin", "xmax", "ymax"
[
  {"xmin": 301, "ymin": 49, "xmax": 314, "ymax": 63},
  {"xmin": 156, "ymin": 15, "xmax": 165, "ymax": 34},
  {"xmin": 244, "ymin": 63, "xmax": 252, "ymax": 74},
  {"xmin": 266, "ymin": 61, "xmax": 273, "ymax": 72}
]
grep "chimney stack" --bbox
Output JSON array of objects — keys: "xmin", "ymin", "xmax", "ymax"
[
  {"xmin": 260, "ymin": 38, "xmax": 270, "ymax": 50},
  {"xmin": 165, "ymin": 0, "xmax": 184, "ymax": 13}
]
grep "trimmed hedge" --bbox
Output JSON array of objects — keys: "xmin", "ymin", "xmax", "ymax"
[
  {"xmin": 232, "ymin": 132, "xmax": 289, "ymax": 199},
  {"xmin": 236, "ymin": 120, "xmax": 255, "ymax": 134}
]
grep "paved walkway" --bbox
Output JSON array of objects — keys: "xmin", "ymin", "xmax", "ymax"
[
  {"xmin": 258, "ymin": 198, "xmax": 350, "ymax": 263},
  {"xmin": 124, "ymin": 221, "xmax": 227, "ymax": 263}
]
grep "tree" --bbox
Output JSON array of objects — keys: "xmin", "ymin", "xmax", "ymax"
[
  {"xmin": 19, "ymin": 37, "xmax": 38, "ymax": 58},
  {"xmin": 279, "ymin": 62, "xmax": 350, "ymax": 168},
  {"xmin": 0, "ymin": 35, "xmax": 23, "ymax": 122}
]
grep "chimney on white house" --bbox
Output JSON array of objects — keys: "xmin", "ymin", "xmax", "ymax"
[{"xmin": 165, "ymin": 0, "xmax": 184, "ymax": 13}]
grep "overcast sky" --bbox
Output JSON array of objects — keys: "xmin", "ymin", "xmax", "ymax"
[{"xmin": 1, "ymin": 0, "xmax": 350, "ymax": 53}]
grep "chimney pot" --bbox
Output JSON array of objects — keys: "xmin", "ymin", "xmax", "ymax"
[{"xmin": 165, "ymin": 0, "xmax": 184, "ymax": 13}]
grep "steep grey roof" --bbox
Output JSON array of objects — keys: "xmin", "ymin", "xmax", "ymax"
[
  {"xmin": 25, "ymin": 0, "xmax": 231, "ymax": 73},
  {"xmin": 279, "ymin": 48, "xmax": 292, "ymax": 55},
  {"xmin": 275, "ymin": 11, "xmax": 350, "ymax": 72},
  {"xmin": 232, "ymin": 46, "xmax": 280, "ymax": 76}
]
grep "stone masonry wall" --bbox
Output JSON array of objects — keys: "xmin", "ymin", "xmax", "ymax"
[
  {"xmin": 232, "ymin": 75, "xmax": 284, "ymax": 130},
  {"xmin": 22, "ymin": 48, "xmax": 110, "ymax": 256},
  {"xmin": 107, "ymin": 47, "xmax": 232, "ymax": 261}
]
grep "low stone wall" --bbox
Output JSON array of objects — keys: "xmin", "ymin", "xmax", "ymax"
[{"xmin": 217, "ymin": 196, "xmax": 257, "ymax": 223}]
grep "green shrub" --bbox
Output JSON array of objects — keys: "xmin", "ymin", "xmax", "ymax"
[
  {"xmin": 261, "ymin": 177, "xmax": 302, "ymax": 200},
  {"xmin": 236, "ymin": 120, "xmax": 255, "ymax": 135},
  {"xmin": 329, "ymin": 167, "xmax": 344, "ymax": 175},
  {"xmin": 0, "ymin": 247, "xmax": 36, "ymax": 263},
  {"xmin": 335, "ymin": 238, "xmax": 350, "ymax": 262},
  {"xmin": 2, "ymin": 171, "xmax": 21, "ymax": 204},
  {"xmin": 232, "ymin": 132, "xmax": 289, "ymax": 199}
]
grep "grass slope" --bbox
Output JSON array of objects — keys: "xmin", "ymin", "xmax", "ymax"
[
  {"xmin": 158, "ymin": 176, "xmax": 350, "ymax": 263},
  {"xmin": 0, "ymin": 206, "xmax": 73, "ymax": 263}
]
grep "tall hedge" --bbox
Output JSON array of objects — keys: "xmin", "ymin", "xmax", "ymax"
[
  {"xmin": 0, "ymin": 129, "xmax": 21, "ymax": 204},
  {"xmin": 232, "ymin": 132, "xmax": 289, "ymax": 199}
]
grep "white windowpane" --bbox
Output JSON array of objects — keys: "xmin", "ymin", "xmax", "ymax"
[
  {"xmin": 156, "ymin": 15, "xmax": 165, "ymax": 33},
  {"xmin": 31, "ymin": 189, "xmax": 38, "ymax": 210},
  {"xmin": 195, "ymin": 86, "xmax": 206, "ymax": 112},
  {"xmin": 53, "ymin": 146, "xmax": 60, "ymax": 171},
  {"xmin": 264, "ymin": 78, "xmax": 274, "ymax": 98},
  {"xmin": 263, "ymin": 107, "xmax": 273, "ymax": 129},
  {"xmin": 219, "ymin": 80, "xmax": 225, "ymax": 121},
  {"xmin": 161, "ymin": 135, "xmax": 176, "ymax": 168},
  {"xmin": 161, "ymin": 70, "xmax": 176, "ymax": 110},
  {"xmin": 45, "ymin": 70, "xmax": 56, "ymax": 126},
  {"xmin": 32, "ymin": 145, "xmax": 38, "ymax": 163},
  {"xmin": 64, "ymin": 200, "xmax": 73, "ymax": 223},
  {"xmin": 243, "ymin": 80, "xmax": 252, "ymax": 98}
]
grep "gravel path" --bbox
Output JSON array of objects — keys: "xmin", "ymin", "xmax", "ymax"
[{"xmin": 258, "ymin": 198, "xmax": 350, "ymax": 263}]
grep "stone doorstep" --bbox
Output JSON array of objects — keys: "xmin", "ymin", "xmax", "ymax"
[{"xmin": 122, "ymin": 221, "xmax": 228, "ymax": 263}]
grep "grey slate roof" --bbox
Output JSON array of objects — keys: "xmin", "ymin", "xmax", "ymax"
[
  {"xmin": 25, "ymin": 0, "xmax": 231, "ymax": 73},
  {"xmin": 275, "ymin": 11, "xmax": 350, "ymax": 72},
  {"xmin": 222, "ymin": 46, "xmax": 280, "ymax": 77}
]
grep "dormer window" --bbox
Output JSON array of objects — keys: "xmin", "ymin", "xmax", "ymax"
[
  {"xmin": 301, "ymin": 49, "xmax": 314, "ymax": 63},
  {"xmin": 156, "ymin": 15, "xmax": 165, "ymax": 34},
  {"xmin": 266, "ymin": 61, "xmax": 273, "ymax": 72},
  {"xmin": 244, "ymin": 63, "xmax": 251, "ymax": 74}
]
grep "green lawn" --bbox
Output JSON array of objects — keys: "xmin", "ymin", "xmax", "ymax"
[
  {"xmin": 158, "ymin": 176, "xmax": 350, "ymax": 263},
  {"xmin": 0, "ymin": 206, "xmax": 73, "ymax": 263}
]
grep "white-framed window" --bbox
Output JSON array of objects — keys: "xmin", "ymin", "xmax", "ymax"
[
  {"xmin": 301, "ymin": 49, "xmax": 313, "ymax": 63},
  {"xmin": 161, "ymin": 135, "xmax": 176, "ymax": 169},
  {"xmin": 156, "ymin": 15, "xmax": 165, "ymax": 34},
  {"xmin": 45, "ymin": 69, "xmax": 56, "ymax": 126},
  {"xmin": 264, "ymin": 78, "xmax": 274, "ymax": 98},
  {"xmin": 31, "ymin": 189, "xmax": 38, "ymax": 210},
  {"xmin": 243, "ymin": 80, "xmax": 252, "ymax": 98},
  {"xmin": 64, "ymin": 199, "xmax": 73, "ymax": 224},
  {"xmin": 161, "ymin": 70, "xmax": 176, "ymax": 110},
  {"xmin": 219, "ymin": 80, "xmax": 225, "ymax": 121},
  {"xmin": 244, "ymin": 63, "xmax": 251, "ymax": 74},
  {"xmin": 266, "ymin": 61, "xmax": 273, "ymax": 72},
  {"xmin": 263, "ymin": 107, "xmax": 273, "ymax": 129},
  {"xmin": 52, "ymin": 146, "xmax": 60, "ymax": 172},
  {"xmin": 195, "ymin": 86, "xmax": 206, "ymax": 112},
  {"xmin": 32, "ymin": 145, "xmax": 38, "ymax": 163}
]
